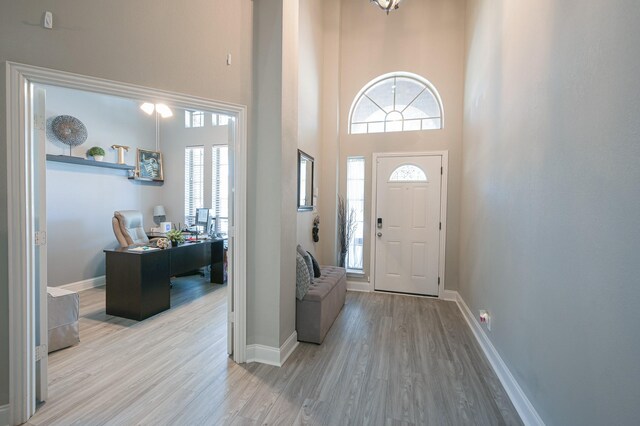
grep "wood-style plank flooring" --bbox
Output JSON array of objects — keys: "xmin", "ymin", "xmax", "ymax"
[{"xmin": 28, "ymin": 278, "xmax": 521, "ymax": 425}]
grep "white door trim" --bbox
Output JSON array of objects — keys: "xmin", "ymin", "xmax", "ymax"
[
  {"xmin": 5, "ymin": 61, "xmax": 248, "ymax": 425},
  {"xmin": 370, "ymin": 151, "xmax": 448, "ymax": 298}
]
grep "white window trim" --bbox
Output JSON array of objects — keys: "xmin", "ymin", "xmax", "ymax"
[
  {"xmin": 348, "ymin": 71, "xmax": 445, "ymax": 135},
  {"xmin": 5, "ymin": 62, "xmax": 248, "ymax": 424}
]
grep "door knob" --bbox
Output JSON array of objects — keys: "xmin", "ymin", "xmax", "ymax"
[{"xmin": 377, "ymin": 232, "xmax": 382, "ymax": 237}]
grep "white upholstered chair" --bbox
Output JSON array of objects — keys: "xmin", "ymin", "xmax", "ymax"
[{"xmin": 112, "ymin": 210, "xmax": 150, "ymax": 248}]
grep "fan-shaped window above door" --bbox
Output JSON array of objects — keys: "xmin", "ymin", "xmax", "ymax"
[
  {"xmin": 349, "ymin": 72, "xmax": 444, "ymax": 134},
  {"xmin": 389, "ymin": 164, "xmax": 427, "ymax": 182}
]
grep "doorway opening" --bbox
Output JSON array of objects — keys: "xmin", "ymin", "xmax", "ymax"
[{"xmin": 6, "ymin": 62, "xmax": 248, "ymax": 425}]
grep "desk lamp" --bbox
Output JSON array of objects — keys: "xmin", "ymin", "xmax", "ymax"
[{"xmin": 153, "ymin": 205, "xmax": 166, "ymax": 225}]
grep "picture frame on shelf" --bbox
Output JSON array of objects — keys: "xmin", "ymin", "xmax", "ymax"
[{"xmin": 135, "ymin": 148, "xmax": 164, "ymax": 182}]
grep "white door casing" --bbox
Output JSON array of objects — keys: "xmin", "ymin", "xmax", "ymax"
[
  {"xmin": 6, "ymin": 62, "xmax": 248, "ymax": 425},
  {"xmin": 33, "ymin": 85, "xmax": 48, "ymax": 402},
  {"xmin": 373, "ymin": 154, "xmax": 443, "ymax": 296}
]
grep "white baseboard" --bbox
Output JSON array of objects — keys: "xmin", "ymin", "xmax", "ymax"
[
  {"xmin": 452, "ymin": 291, "xmax": 545, "ymax": 426},
  {"xmin": 346, "ymin": 280, "xmax": 371, "ymax": 292},
  {"xmin": 441, "ymin": 289, "xmax": 458, "ymax": 301},
  {"xmin": 246, "ymin": 331, "xmax": 299, "ymax": 367},
  {"xmin": 58, "ymin": 275, "xmax": 105, "ymax": 292},
  {"xmin": 0, "ymin": 404, "xmax": 9, "ymax": 426}
]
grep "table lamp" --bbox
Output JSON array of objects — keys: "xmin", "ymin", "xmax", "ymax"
[{"xmin": 153, "ymin": 205, "xmax": 166, "ymax": 225}]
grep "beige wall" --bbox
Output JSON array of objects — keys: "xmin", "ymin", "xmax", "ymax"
[
  {"xmin": 296, "ymin": 0, "xmax": 324, "ymax": 257},
  {"xmin": 0, "ymin": 0, "xmax": 253, "ymax": 406},
  {"xmin": 321, "ymin": 0, "xmax": 466, "ymax": 291},
  {"xmin": 461, "ymin": 0, "xmax": 640, "ymax": 424}
]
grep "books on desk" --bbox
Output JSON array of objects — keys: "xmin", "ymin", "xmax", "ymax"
[{"xmin": 128, "ymin": 246, "xmax": 160, "ymax": 252}]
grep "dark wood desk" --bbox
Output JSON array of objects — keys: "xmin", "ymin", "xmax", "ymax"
[{"xmin": 104, "ymin": 239, "xmax": 225, "ymax": 320}]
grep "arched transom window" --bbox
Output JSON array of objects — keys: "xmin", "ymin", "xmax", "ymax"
[
  {"xmin": 349, "ymin": 72, "xmax": 443, "ymax": 134},
  {"xmin": 389, "ymin": 164, "xmax": 428, "ymax": 182}
]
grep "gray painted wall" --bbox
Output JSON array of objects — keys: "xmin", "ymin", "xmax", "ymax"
[
  {"xmin": 296, "ymin": 0, "xmax": 324, "ymax": 259},
  {"xmin": 0, "ymin": 0, "xmax": 253, "ymax": 407},
  {"xmin": 43, "ymin": 85, "xmax": 161, "ymax": 286},
  {"xmin": 250, "ymin": 0, "xmax": 298, "ymax": 349},
  {"xmin": 461, "ymin": 1, "xmax": 640, "ymax": 424}
]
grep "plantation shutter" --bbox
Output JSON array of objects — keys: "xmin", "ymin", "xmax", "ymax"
[
  {"xmin": 184, "ymin": 146, "xmax": 204, "ymax": 226},
  {"xmin": 211, "ymin": 145, "xmax": 229, "ymax": 234}
]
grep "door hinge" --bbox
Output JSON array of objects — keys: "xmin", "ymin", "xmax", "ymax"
[
  {"xmin": 35, "ymin": 344, "xmax": 47, "ymax": 361},
  {"xmin": 35, "ymin": 231, "xmax": 47, "ymax": 246},
  {"xmin": 439, "ymin": 222, "xmax": 442, "ymax": 230},
  {"xmin": 441, "ymin": 166, "xmax": 443, "ymax": 175},
  {"xmin": 438, "ymin": 277, "xmax": 440, "ymax": 285}
]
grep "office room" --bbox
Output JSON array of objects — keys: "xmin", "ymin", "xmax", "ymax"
[{"xmin": 39, "ymin": 82, "xmax": 235, "ymax": 413}]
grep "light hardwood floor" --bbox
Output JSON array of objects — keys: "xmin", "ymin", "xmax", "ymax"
[{"xmin": 28, "ymin": 277, "xmax": 522, "ymax": 425}]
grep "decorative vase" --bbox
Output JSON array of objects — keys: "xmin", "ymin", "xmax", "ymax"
[
  {"xmin": 93, "ymin": 155, "xmax": 104, "ymax": 161},
  {"xmin": 171, "ymin": 240, "xmax": 178, "ymax": 247}
]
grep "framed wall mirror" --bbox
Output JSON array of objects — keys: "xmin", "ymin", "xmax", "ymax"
[{"xmin": 297, "ymin": 149, "xmax": 314, "ymax": 211}]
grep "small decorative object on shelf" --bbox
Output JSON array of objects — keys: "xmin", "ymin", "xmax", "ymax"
[
  {"xmin": 49, "ymin": 115, "xmax": 88, "ymax": 155},
  {"xmin": 312, "ymin": 215, "xmax": 320, "ymax": 242},
  {"xmin": 165, "ymin": 229, "xmax": 184, "ymax": 247},
  {"xmin": 111, "ymin": 144, "xmax": 130, "ymax": 164},
  {"xmin": 87, "ymin": 146, "xmax": 105, "ymax": 161},
  {"xmin": 156, "ymin": 238, "xmax": 170, "ymax": 249}
]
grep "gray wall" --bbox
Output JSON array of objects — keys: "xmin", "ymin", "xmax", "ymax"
[
  {"xmin": 319, "ymin": 0, "xmax": 466, "ymax": 292},
  {"xmin": 296, "ymin": 0, "xmax": 324, "ymax": 258},
  {"xmin": 461, "ymin": 0, "xmax": 640, "ymax": 424},
  {"xmin": 0, "ymin": 0, "xmax": 253, "ymax": 407},
  {"xmin": 43, "ymin": 85, "xmax": 161, "ymax": 286},
  {"xmin": 250, "ymin": 0, "xmax": 298, "ymax": 349}
]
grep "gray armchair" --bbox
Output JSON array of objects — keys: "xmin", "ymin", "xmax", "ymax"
[{"xmin": 112, "ymin": 210, "xmax": 150, "ymax": 248}]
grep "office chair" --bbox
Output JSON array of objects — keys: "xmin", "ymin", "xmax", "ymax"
[{"xmin": 112, "ymin": 210, "xmax": 152, "ymax": 248}]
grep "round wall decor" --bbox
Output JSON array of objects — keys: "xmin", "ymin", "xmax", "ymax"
[{"xmin": 51, "ymin": 115, "xmax": 88, "ymax": 147}]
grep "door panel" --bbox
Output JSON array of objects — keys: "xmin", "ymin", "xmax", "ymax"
[{"xmin": 374, "ymin": 155, "xmax": 442, "ymax": 296}]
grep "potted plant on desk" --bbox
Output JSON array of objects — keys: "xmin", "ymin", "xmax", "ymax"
[{"xmin": 165, "ymin": 229, "xmax": 185, "ymax": 247}]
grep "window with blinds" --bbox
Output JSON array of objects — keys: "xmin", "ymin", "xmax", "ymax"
[
  {"xmin": 347, "ymin": 157, "xmax": 365, "ymax": 271},
  {"xmin": 212, "ymin": 146, "xmax": 229, "ymax": 234},
  {"xmin": 184, "ymin": 146, "xmax": 204, "ymax": 226}
]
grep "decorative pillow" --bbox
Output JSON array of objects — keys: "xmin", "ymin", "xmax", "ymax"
[
  {"xmin": 297, "ymin": 244, "xmax": 314, "ymax": 279},
  {"xmin": 307, "ymin": 251, "xmax": 321, "ymax": 278},
  {"xmin": 295, "ymin": 253, "xmax": 311, "ymax": 300}
]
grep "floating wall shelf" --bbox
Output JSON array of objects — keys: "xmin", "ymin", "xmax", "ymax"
[{"xmin": 46, "ymin": 154, "xmax": 134, "ymax": 171}]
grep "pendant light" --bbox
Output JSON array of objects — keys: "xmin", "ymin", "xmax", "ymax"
[{"xmin": 370, "ymin": 0, "xmax": 403, "ymax": 14}]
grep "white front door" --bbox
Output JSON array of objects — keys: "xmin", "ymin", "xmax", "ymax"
[{"xmin": 374, "ymin": 155, "xmax": 442, "ymax": 296}]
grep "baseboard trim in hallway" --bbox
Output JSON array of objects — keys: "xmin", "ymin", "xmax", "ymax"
[
  {"xmin": 0, "ymin": 404, "xmax": 9, "ymax": 426},
  {"xmin": 246, "ymin": 331, "xmax": 299, "ymax": 367},
  {"xmin": 452, "ymin": 291, "xmax": 545, "ymax": 426}
]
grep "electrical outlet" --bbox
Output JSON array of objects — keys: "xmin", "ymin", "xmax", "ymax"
[{"xmin": 479, "ymin": 310, "xmax": 491, "ymax": 331}]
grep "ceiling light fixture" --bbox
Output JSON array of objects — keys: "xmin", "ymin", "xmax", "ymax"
[{"xmin": 370, "ymin": 0, "xmax": 403, "ymax": 14}]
